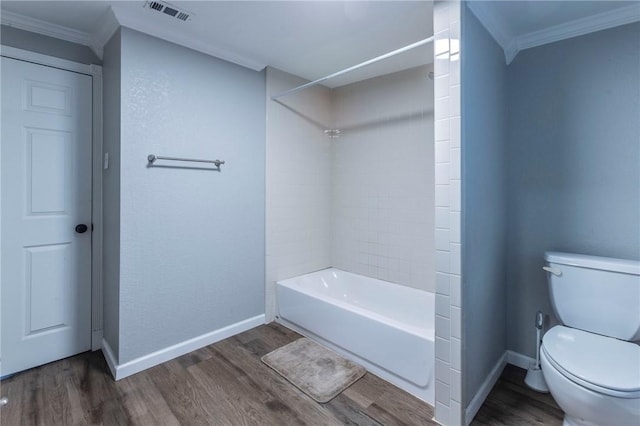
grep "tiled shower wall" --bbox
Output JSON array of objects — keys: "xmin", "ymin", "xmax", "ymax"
[
  {"xmin": 266, "ymin": 65, "xmax": 437, "ymax": 316},
  {"xmin": 433, "ymin": 1, "xmax": 463, "ymax": 425},
  {"xmin": 265, "ymin": 68, "xmax": 333, "ymax": 322},
  {"xmin": 331, "ymin": 66, "xmax": 435, "ymax": 291}
]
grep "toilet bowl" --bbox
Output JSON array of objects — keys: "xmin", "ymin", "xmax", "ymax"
[
  {"xmin": 541, "ymin": 252, "xmax": 640, "ymax": 426},
  {"xmin": 540, "ymin": 326, "xmax": 640, "ymax": 426}
]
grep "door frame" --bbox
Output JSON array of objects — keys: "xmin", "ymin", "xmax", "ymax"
[{"xmin": 0, "ymin": 45, "xmax": 104, "ymax": 351}]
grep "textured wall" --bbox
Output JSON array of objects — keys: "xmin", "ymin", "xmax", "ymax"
[
  {"xmin": 331, "ymin": 66, "xmax": 435, "ymax": 291},
  {"xmin": 461, "ymin": 6, "xmax": 508, "ymax": 412},
  {"xmin": 117, "ymin": 28, "xmax": 266, "ymax": 363},
  {"xmin": 265, "ymin": 68, "xmax": 333, "ymax": 322},
  {"xmin": 506, "ymin": 22, "xmax": 640, "ymax": 358}
]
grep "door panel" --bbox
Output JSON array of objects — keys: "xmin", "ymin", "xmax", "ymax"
[{"xmin": 1, "ymin": 57, "xmax": 92, "ymax": 376}]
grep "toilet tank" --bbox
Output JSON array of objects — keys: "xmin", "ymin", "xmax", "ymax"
[{"xmin": 544, "ymin": 252, "xmax": 640, "ymax": 342}]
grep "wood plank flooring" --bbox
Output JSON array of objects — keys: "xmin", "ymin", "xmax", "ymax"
[
  {"xmin": 1, "ymin": 323, "xmax": 562, "ymax": 425},
  {"xmin": 471, "ymin": 364, "xmax": 563, "ymax": 426}
]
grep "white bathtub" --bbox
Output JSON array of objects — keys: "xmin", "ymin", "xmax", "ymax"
[{"xmin": 276, "ymin": 268, "xmax": 435, "ymax": 404}]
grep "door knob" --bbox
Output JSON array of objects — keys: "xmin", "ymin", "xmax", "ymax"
[{"xmin": 75, "ymin": 224, "xmax": 88, "ymax": 234}]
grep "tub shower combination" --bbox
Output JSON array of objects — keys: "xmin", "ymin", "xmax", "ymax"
[{"xmin": 276, "ymin": 268, "xmax": 435, "ymax": 403}]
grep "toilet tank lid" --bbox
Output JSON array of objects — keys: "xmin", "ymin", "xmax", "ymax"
[
  {"xmin": 543, "ymin": 326, "xmax": 640, "ymax": 395},
  {"xmin": 544, "ymin": 252, "xmax": 640, "ymax": 275}
]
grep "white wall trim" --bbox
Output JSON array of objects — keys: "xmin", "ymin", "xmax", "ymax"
[
  {"xmin": 101, "ymin": 338, "xmax": 118, "ymax": 379},
  {"xmin": 516, "ymin": 3, "xmax": 640, "ymax": 55},
  {"xmin": 464, "ymin": 352, "xmax": 507, "ymax": 426},
  {"xmin": 467, "ymin": 2, "xmax": 640, "ymax": 65},
  {"xmin": 1, "ymin": 10, "xmax": 92, "ymax": 47},
  {"xmin": 0, "ymin": 45, "xmax": 94, "ymax": 74},
  {"xmin": 90, "ymin": 63, "xmax": 104, "ymax": 351},
  {"xmin": 506, "ymin": 350, "xmax": 536, "ymax": 371},
  {"xmin": 103, "ymin": 314, "xmax": 265, "ymax": 380},
  {"xmin": 90, "ymin": 7, "xmax": 120, "ymax": 59},
  {"xmin": 112, "ymin": 10, "xmax": 265, "ymax": 71}
]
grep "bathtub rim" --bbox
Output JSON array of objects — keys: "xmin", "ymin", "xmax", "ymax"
[{"xmin": 276, "ymin": 267, "xmax": 435, "ymax": 340}]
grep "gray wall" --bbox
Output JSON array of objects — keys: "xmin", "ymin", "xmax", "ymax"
[
  {"xmin": 117, "ymin": 27, "xmax": 266, "ymax": 363},
  {"xmin": 102, "ymin": 29, "xmax": 122, "ymax": 358},
  {"xmin": 461, "ymin": 6, "xmax": 508, "ymax": 408},
  {"xmin": 506, "ymin": 22, "xmax": 640, "ymax": 357},
  {"xmin": 1, "ymin": 25, "xmax": 101, "ymax": 65}
]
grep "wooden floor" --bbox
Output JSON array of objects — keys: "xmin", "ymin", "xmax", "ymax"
[
  {"xmin": 471, "ymin": 364, "xmax": 563, "ymax": 426},
  {"xmin": 1, "ymin": 323, "xmax": 562, "ymax": 425}
]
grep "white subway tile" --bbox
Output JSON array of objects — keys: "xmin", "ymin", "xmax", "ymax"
[
  {"xmin": 451, "ymin": 369, "xmax": 461, "ymax": 402},
  {"xmin": 451, "ymin": 337, "xmax": 461, "ymax": 370},
  {"xmin": 450, "ymin": 117, "xmax": 461, "ymax": 148},
  {"xmin": 450, "ymin": 211, "xmax": 461, "ymax": 243},
  {"xmin": 450, "ymin": 242, "xmax": 461, "ymax": 275},
  {"xmin": 436, "ymin": 272, "xmax": 450, "ymax": 295},
  {"xmin": 436, "ymin": 163, "xmax": 451, "ymax": 184},
  {"xmin": 451, "ymin": 306, "xmax": 462, "ymax": 339},
  {"xmin": 450, "ymin": 148, "xmax": 461, "ymax": 180},
  {"xmin": 450, "ymin": 274, "xmax": 461, "ymax": 307},
  {"xmin": 436, "ymin": 250, "xmax": 451, "ymax": 273},
  {"xmin": 435, "ymin": 75, "xmax": 450, "ymax": 99},
  {"xmin": 451, "ymin": 400, "xmax": 462, "ymax": 426},
  {"xmin": 435, "ymin": 184, "xmax": 450, "ymax": 207},
  {"xmin": 450, "ymin": 84, "xmax": 461, "ymax": 118},
  {"xmin": 435, "ymin": 207, "xmax": 450, "ymax": 229},
  {"xmin": 435, "ymin": 96, "xmax": 450, "ymax": 121},
  {"xmin": 436, "ymin": 359, "xmax": 451, "ymax": 383},
  {"xmin": 450, "ymin": 179, "xmax": 461, "ymax": 212},
  {"xmin": 435, "ymin": 228, "xmax": 450, "ymax": 251},
  {"xmin": 436, "ymin": 294, "xmax": 450, "ymax": 318},
  {"xmin": 435, "ymin": 402, "xmax": 451, "ymax": 425},
  {"xmin": 435, "ymin": 118, "xmax": 450, "ymax": 142},
  {"xmin": 436, "ymin": 315, "xmax": 451, "ymax": 339},
  {"xmin": 436, "ymin": 380, "xmax": 451, "ymax": 405},
  {"xmin": 435, "ymin": 336, "xmax": 450, "ymax": 362}
]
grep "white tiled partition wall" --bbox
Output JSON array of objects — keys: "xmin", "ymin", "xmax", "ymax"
[
  {"xmin": 331, "ymin": 66, "xmax": 435, "ymax": 292},
  {"xmin": 433, "ymin": 1, "xmax": 463, "ymax": 425},
  {"xmin": 265, "ymin": 68, "xmax": 333, "ymax": 321}
]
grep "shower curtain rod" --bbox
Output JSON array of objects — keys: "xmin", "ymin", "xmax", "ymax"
[{"xmin": 270, "ymin": 36, "xmax": 435, "ymax": 101}]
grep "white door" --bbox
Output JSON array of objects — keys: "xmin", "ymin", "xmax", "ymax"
[{"xmin": 1, "ymin": 57, "xmax": 92, "ymax": 376}]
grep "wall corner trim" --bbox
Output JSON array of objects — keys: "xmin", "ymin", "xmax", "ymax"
[
  {"xmin": 101, "ymin": 314, "xmax": 266, "ymax": 381},
  {"xmin": 464, "ymin": 352, "xmax": 507, "ymax": 426}
]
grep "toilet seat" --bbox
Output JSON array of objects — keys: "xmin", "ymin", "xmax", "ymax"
[{"xmin": 542, "ymin": 326, "xmax": 640, "ymax": 398}]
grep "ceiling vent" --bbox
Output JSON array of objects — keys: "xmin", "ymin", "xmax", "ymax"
[{"xmin": 144, "ymin": 1, "xmax": 192, "ymax": 22}]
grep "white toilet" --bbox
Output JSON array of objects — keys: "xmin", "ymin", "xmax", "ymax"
[{"xmin": 541, "ymin": 252, "xmax": 640, "ymax": 426}]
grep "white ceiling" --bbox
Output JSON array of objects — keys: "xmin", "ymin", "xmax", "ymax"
[
  {"xmin": 1, "ymin": 1, "xmax": 639, "ymax": 85},
  {"xmin": 0, "ymin": 1, "xmax": 433, "ymax": 88}
]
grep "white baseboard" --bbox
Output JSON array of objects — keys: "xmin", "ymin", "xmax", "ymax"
[
  {"xmin": 463, "ymin": 350, "xmax": 538, "ymax": 425},
  {"xmin": 101, "ymin": 338, "xmax": 118, "ymax": 379},
  {"xmin": 101, "ymin": 314, "xmax": 265, "ymax": 380},
  {"xmin": 507, "ymin": 350, "xmax": 536, "ymax": 370},
  {"xmin": 464, "ymin": 352, "xmax": 507, "ymax": 426}
]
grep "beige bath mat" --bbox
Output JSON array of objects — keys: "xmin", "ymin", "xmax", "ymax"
[{"xmin": 261, "ymin": 337, "xmax": 366, "ymax": 403}]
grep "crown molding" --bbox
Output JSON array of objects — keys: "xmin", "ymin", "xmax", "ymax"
[
  {"xmin": 90, "ymin": 7, "xmax": 120, "ymax": 59},
  {"xmin": 1, "ymin": 6, "xmax": 265, "ymax": 71},
  {"xmin": 1, "ymin": 9, "xmax": 92, "ymax": 47},
  {"xmin": 467, "ymin": 2, "xmax": 640, "ymax": 65},
  {"xmin": 112, "ymin": 7, "xmax": 266, "ymax": 71},
  {"xmin": 516, "ymin": 3, "xmax": 640, "ymax": 54}
]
